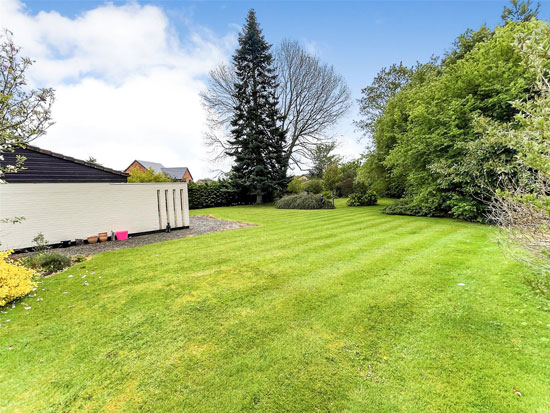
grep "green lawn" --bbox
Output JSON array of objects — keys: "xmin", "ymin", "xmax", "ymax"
[{"xmin": 2, "ymin": 200, "xmax": 550, "ymax": 412}]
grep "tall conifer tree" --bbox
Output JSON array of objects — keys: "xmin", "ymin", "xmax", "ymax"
[{"xmin": 226, "ymin": 10, "xmax": 287, "ymax": 204}]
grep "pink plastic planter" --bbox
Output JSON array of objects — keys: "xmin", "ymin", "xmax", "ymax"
[{"xmin": 116, "ymin": 231, "xmax": 128, "ymax": 241}]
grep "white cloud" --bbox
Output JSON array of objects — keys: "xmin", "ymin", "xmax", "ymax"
[{"xmin": 0, "ymin": 0, "xmax": 236, "ymax": 178}]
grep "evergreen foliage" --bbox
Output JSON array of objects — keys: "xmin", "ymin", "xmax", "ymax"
[
  {"xmin": 188, "ymin": 181, "xmax": 240, "ymax": 209},
  {"xmin": 226, "ymin": 10, "xmax": 287, "ymax": 204}
]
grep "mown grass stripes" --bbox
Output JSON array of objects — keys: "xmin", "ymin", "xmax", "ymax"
[{"xmin": 1, "ymin": 200, "xmax": 549, "ymax": 412}]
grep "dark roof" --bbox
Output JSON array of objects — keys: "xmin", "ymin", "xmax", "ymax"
[
  {"xmin": 1, "ymin": 145, "xmax": 129, "ymax": 183},
  {"xmin": 135, "ymin": 160, "xmax": 165, "ymax": 173},
  {"xmin": 129, "ymin": 160, "xmax": 192, "ymax": 180},
  {"xmin": 161, "ymin": 167, "xmax": 189, "ymax": 180}
]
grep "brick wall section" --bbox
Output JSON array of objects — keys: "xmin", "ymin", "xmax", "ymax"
[
  {"xmin": 125, "ymin": 161, "xmax": 147, "ymax": 174},
  {"xmin": 183, "ymin": 170, "xmax": 193, "ymax": 183}
]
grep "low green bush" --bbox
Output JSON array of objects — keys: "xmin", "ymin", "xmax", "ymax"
[
  {"xmin": 275, "ymin": 194, "xmax": 334, "ymax": 210},
  {"xmin": 71, "ymin": 254, "xmax": 87, "ymax": 264},
  {"xmin": 381, "ymin": 198, "xmax": 445, "ymax": 217},
  {"xmin": 347, "ymin": 190, "xmax": 378, "ymax": 206},
  {"xmin": 22, "ymin": 252, "xmax": 72, "ymax": 275}
]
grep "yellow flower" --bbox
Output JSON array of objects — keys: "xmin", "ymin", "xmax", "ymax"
[{"xmin": 0, "ymin": 250, "xmax": 37, "ymax": 307}]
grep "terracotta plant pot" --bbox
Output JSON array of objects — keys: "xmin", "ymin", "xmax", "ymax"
[
  {"xmin": 87, "ymin": 235, "xmax": 98, "ymax": 244},
  {"xmin": 98, "ymin": 232, "xmax": 108, "ymax": 243}
]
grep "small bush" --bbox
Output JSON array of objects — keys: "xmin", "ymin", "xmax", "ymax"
[
  {"xmin": 71, "ymin": 254, "xmax": 87, "ymax": 264},
  {"xmin": 276, "ymin": 194, "xmax": 334, "ymax": 210},
  {"xmin": 32, "ymin": 232, "xmax": 49, "ymax": 252},
  {"xmin": 0, "ymin": 250, "xmax": 37, "ymax": 306},
  {"xmin": 347, "ymin": 190, "xmax": 378, "ymax": 206},
  {"xmin": 22, "ymin": 252, "xmax": 72, "ymax": 275},
  {"xmin": 303, "ymin": 179, "xmax": 324, "ymax": 194},
  {"xmin": 287, "ymin": 177, "xmax": 304, "ymax": 194},
  {"xmin": 321, "ymin": 190, "xmax": 332, "ymax": 200}
]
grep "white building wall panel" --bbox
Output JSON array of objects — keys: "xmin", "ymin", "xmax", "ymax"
[{"xmin": 0, "ymin": 182, "xmax": 189, "ymax": 250}]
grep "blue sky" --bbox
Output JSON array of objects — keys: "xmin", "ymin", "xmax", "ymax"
[
  {"xmin": 27, "ymin": 0, "xmax": 549, "ymax": 97},
  {"xmin": 7, "ymin": 0, "xmax": 550, "ymax": 177}
]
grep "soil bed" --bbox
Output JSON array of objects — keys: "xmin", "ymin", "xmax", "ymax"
[{"xmin": 13, "ymin": 215, "xmax": 252, "ymax": 258}]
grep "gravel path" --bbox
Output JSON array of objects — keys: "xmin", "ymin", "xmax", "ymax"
[{"xmin": 14, "ymin": 215, "xmax": 252, "ymax": 258}]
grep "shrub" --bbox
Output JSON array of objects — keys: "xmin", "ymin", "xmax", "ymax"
[
  {"xmin": 347, "ymin": 190, "xmax": 378, "ymax": 206},
  {"xmin": 0, "ymin": 250, "xmax": 37, "ymax": 306},
  {"xmin": 303, "ymin": 179, "xmax": 323, "ymax": 194},
  {"xmin": 32, "ymin": 232, "xmax": 49, "ymax": 252},
  {"xmin": 382, "ymin": 198, "xmax": 445, "ymax": 217},
  {"xmin": 321, "ymin": 190, "xmax": 332, "ymax": 201},
  {"xmin": 71, "ymin": 254, "xmax": 87, "ymax": 264},
  {"xmin": 22, "ymin": 252, "xmax": 72, "ymax": 275},
  {"xmin": 287, "ymin": 177, "xmax": 304, "ymax": 194},
  {"xmin": 275, "ymin": 194, "xmax": 334, "ymax": 210}
]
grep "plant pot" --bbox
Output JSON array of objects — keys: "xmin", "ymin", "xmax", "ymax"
[
  {"xmin": 98, "ymin": 232, "xmax": 108, "ymax": 243},
  {"xmin": 87, "ymin": 236, "xmax": 98, "ymax": 244},
  {"xmin": 115, "ymin": 231, "xmax": 128, "ymax": 241}
]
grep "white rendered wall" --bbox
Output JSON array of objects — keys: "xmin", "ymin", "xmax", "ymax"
[{"xmin": 0, "ymin": 182, "xmax": 189, "ymax": 250}]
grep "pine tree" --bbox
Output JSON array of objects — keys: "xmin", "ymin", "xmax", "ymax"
[{"xmin": 226, "ymin": 10, "xmax": 287, "ymax": 204}]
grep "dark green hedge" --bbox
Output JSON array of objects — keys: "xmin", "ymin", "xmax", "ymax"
[
  {"xmin": 188, "ymin": 181, "xmax": 240, "ymax": 209},
  {"xmin": 275, "ymin": 194, "xmax": 334, "ymax": 210}
]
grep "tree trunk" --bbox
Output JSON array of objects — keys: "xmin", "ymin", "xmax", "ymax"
[{"xmin": 256, "ymin": 193, "xmax": 263, "ymax": 204}]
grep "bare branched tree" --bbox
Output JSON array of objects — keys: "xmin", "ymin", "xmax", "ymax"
[
  {"xmin": 201, "ymin": 39, "xmax": 351, "ymax": 172},
  {"xmin": 488, "ymin": 175, "xmax": 550, "ymax": 274},
  {"xmin": 486, "ymin": 22, "xmax": 550, "ymax": 275}
]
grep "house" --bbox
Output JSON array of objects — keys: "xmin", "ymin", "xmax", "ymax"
[
  {"xmin": 0, "ymin": 145, "xmax": 189, "ymax": 250},
  {"xmin": 125, "ymin": 160, "xmax": 193, "ymax": 183},
  {"xmin": 2, "ymin": 145, "xmax": 129, "ymax": 183}
]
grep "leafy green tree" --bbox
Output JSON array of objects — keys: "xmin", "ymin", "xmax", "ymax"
[
  {"xmin": 287, "ymin": 176, "xmax": 304, "ymax": 194},
  {"xmin": 442, "ymin": 25, "xmax": 493, "ymax": 68},
  {"xmin": 303, "ymin": 178, "xmax": 323, "ymax": 194},
  {"xmin": 226, "ymin": 10, "xmax": 287, "ymax": 204},
  {"xmin": 323, "ymin": 164, "xmax": 342, "ymax": 206},
  {"xmin": 358, "ymin": 19, "xmax": 547, "ymax": 221},
  {"xmin": 309, "ymin": 142, "xmax": 341, "ymax": 178},
  {"xmin": 356, "ymin": 62, "xmax": 411, "ymax": 137},
  {"xmin": 502, "ymin": 0, "xmax": 540, "ymax": 23},
  {"xmin": 128, "ymin": 168, "xmax": 172, "ymax": 183},
  {"xmin": 0, "ymin": 29, "xmax": 55, "ymax": 183}
]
